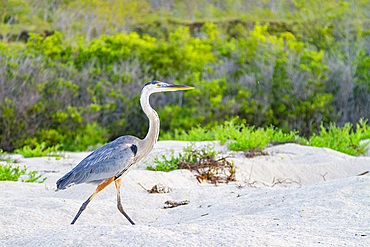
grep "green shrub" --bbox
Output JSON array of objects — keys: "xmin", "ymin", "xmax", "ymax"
[
  {"xmin": 161, "ymin": 119, "xmax": 302, "ymax": 150},
  {"xmin": 14, "ymin": 142, "xmax": 63, "ymax": 158},
  {"xmin": 0, "ymin": 160, "xmax": 46, "ymax": 183},
  {"xmin": 162, "ymin": 118, "xmax": 369, "ymax": 156},
  {"xmin": 147, "ymin": 149, "xmax": 183, "ymax": 172},
  {"xmin": 74, "ymin": 123, "xmax": 108, "ymax": 151},
  {"xmin": 308, "ymin": 119, "xmax": 370, "ymax": 156}
]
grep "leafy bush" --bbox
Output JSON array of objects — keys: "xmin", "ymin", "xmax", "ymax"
[
  {"xmin": 162, "ymin": 118, "xmax": 369, "ymax": 156},
  {"xmin": 14, "ymin": 142, "xmax": 63, "ymax": 158},
  {"xmin": 147, "ymin": 149, "xmax": 182, "ymax": 172},
  {"xmin": 162, "ymin": 119, "xmax": 303, "ymax": 149},
  {"xmin": 308, "ymin": 119, "xmax": 370, "ymax": 156},
  {"xmin": 0, "ymin": 160, "xmax": 46, "ymax": 183}
]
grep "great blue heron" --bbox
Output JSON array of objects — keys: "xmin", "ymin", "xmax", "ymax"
[{"xmin": 56, "ymin": 81, "xmax": 194, "ymax": 225}]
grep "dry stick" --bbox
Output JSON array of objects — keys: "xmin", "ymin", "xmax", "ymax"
[
  {"xmin": 271, "ymin": 177, "xmax": 301, "ymax": 187},
  {"xmin": 178, "ymin": 150, "xmax": 235, "ymax": 185},
  {"xmin": 320, "ymin": 172, "xmax": 328, "ymax": 181},
  {"xmin": 138, "ymin": 182, "xmax": 148, "ymax": 191},
  {"xmin": 138, "ymin": 183, "xmax": 171, "ymax": 193},
  {"xmin": 357, "ymin": 171, "xmax": 369, "ymax": 176},
  {"xmin": 163, "ymin": 200, "xmax": 189, "ymax": 209}
]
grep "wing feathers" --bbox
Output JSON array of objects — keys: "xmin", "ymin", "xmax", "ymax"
[{"xmin": 56, "ymin": 141, "xmax": 137, "ymax": 190}]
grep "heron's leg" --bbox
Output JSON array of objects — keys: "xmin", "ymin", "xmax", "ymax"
[
  {"xmin": 114, "ymin": 178, "xmax": 135, "ymax": 225},
  {"xmin": 71, "ymin": 177, "xmax": 114, "ymax": 225}
]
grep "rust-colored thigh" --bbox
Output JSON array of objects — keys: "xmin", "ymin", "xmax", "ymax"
[
  {"xmin": 95, "ymin": 177, "xmax": 115, "ymax": 193},
  {"xmin": 114, "ymin": 178, "xmax": 122, "ymax": 190}
]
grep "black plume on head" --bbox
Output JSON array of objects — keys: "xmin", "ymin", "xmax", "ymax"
[{"xmin": 144, "ymin": 81, "xmax": 160, "ymax": 86}]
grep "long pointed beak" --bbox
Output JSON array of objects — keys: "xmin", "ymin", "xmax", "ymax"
[{"xmin": 166, "ymin": 84, "xmax": 195, "ymax": 91}]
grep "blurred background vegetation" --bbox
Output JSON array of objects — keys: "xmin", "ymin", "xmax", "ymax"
[{"xmin": 0, "ymin": 0, "xmax": 369, "ymax": 152}]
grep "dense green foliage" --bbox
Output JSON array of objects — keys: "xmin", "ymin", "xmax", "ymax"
[
  {"xmin": 2, "ymin": 0, "xmax": 370, "ymax": 41},
  {"xmin": 163, "ymin": 119, "xmax": 370, "ymax": 156},
  {"xmin": 0, "ymin": 0, "xmax": 369, "ymax": 153},
  {"xmin": 14, "ymin": 142, "xmax": 63, "ymax": 158}
]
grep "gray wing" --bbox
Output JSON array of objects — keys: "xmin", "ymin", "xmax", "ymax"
[{"xmin": 56, "ymin": 137, "xmax": 138, "ymax": 190}]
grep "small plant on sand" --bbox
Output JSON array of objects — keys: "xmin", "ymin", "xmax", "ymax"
[
  {"xmin": 147, "ymin": 149, "xmax": 184, "ymax": 172},
  {"xmin": 14, "ymin": 142, "xmax": 64, "ymax": 158},
  {"xmin": 147, "ymin": 145, "xmax": 216, "ymax": 172},
  {"xmin": 147, "ymin": 145, "xmax": 235, "ymax": 185},
  {"xmin": 0, "ymin": 159, "xmax": 47, "ymax": 183}
]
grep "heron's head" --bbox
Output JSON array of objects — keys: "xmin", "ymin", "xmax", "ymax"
[{"xmin": 142, "ymin": 81, "xmax": 194, "ymax": 94}]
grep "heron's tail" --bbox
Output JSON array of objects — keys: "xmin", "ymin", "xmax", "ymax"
[{"xmin": 56, "ymin": 170, "xmax": 75, "ymax": 191}]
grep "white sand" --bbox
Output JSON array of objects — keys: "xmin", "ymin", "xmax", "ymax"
[{"xmin": 0, "ymin": 141, "xmax": 369, "ymax": 246}]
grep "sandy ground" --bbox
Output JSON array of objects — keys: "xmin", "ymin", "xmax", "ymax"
[{"xmin": 0, "ymin": 141, "xmax": 369, "ymax": 246}]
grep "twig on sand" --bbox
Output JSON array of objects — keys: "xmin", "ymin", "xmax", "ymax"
[
  {"xmin": 163, "ymin": 200, "xmax": 189, "ymax": 209},
  {"xmin": 237, "ymin": 164, "xmax": 301, "ymax": 189},
  {"xmin": 138, "ymin": 183, "xmax": 172, "ymax": 193},
  {"xmin": 177, "ymin": 150, "xmax": 236, "ymax": 186},
  {"xmin": 271, "ymin": 177, "xmax": 301, "ymax": 187},
  {"xmin": 357, "ymin": 171, "xmax": 369, "ymax": 176},
  {"xmin": 320, "ymin": 172, "xmax": 328, "ymax": 181}
]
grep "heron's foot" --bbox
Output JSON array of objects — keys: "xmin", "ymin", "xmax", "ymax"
[
  {"xmin": 117, "ymin": 203, "xmax": 135, "ymax": 225},
  {"xmin": 71, "ymin": 199, "xmax": 90, "ymax": 225}
]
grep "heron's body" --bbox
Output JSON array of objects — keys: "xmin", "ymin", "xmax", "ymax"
[
  {"xmin": 56, "ymin": 81, "xmax": 193, "ymax": 225},
  {"xmin": 56, "ymin": 136, "xmax": 140, "ymax": 189}
]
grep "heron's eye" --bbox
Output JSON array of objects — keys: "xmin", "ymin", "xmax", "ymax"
[{"xmin": 157, "ymin": 83, "xmax": 160, "ymax": 87}]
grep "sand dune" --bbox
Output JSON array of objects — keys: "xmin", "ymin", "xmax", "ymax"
[{"xmin": 1, "ymin": 141, "xmax": 369, "ymax": 246}]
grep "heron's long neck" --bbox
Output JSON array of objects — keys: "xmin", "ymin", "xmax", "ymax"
[{"xmin": 140, "ymin": 90, "xmax": 160, "ymax": 155}]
